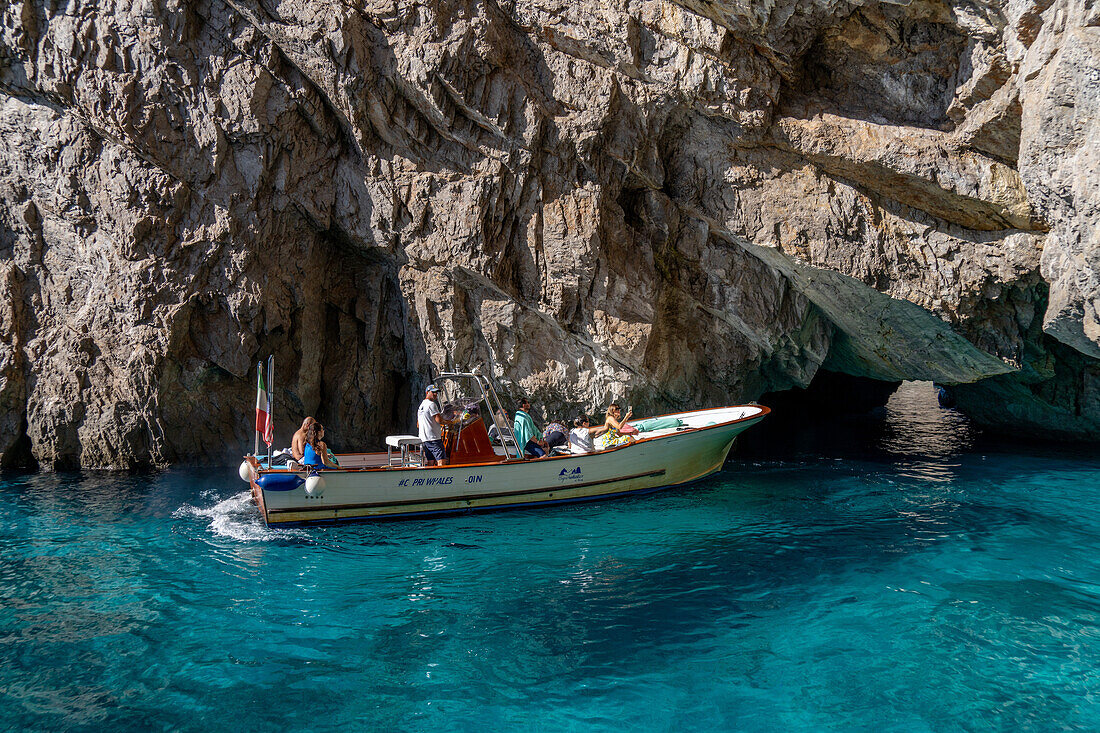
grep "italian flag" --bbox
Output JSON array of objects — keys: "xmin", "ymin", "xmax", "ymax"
[{"xmin": 256, "ymin": 368, "xmax": 273, "ymax": 444}]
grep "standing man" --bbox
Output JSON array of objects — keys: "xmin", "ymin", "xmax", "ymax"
[
  {"xmin": 513, "ymin": 398, "xmax": 548, "ymax": 458},
  {"xmin": 418, "ymin": 384, "xmax": 448, "ymax": 466}
]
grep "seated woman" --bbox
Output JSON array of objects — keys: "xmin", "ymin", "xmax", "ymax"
[
  {"xmin": 301, "ymin": 422, "xmax": 340, "ymax": 469},
  {"xmin": 319, "ymin": 425, "xmax": 341, "ymax": 466},
  {"xmin": 545, "ymin": 418, "xmax": 569, "ymax": 453},
  {"xmin": 594, "ymin": 403, "xmax": 635, "ymax": 451},
  {"xmin": 569, "ymin": 415, "xmax": 607, "ymax": 454}
]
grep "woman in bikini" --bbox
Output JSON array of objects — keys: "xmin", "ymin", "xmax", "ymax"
[{"xmin": 301, "ymin": 422, "xmax": 340, "ymax": 468}]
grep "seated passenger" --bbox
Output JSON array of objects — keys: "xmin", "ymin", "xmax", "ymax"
[
  {"xmin": 545, "ymin": 418, "xmax": 569, "ymax": 452},
  {"xmin": 318, "ymin": 424, "xmax": 340, "ymax": 466},
  {"xmin": 594, "ymin": 403, "xmax": 635, "ymax": 450},
  {"xmin": 291, "ymin": 416, "xmax": 316, "ymax": 460},
  {"xmin": 301, "ymin": 422, "xmax": 339, "ymax": 468},
  {"xmin": 513, "ymin": 398, "xmax": 548, "ymax": 458},
  {"xmin": 488, "ymin": 408, "xmax": 508, "ymax": 444},
  {"xmin": 569, "ymin": 415, "xmax": 607, "ymax": 454}
]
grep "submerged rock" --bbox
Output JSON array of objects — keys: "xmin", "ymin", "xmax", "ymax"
[{"xmin": 0, "ymin": 0, "xmax": 1097, "ymax": 467}]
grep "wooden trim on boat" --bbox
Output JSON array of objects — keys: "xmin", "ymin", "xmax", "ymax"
[{"xmin": 265, "ymin": 468, "xmax": 668, "ymax": 515}]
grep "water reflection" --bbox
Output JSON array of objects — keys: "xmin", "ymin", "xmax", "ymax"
[
  {"xmin": 740, "ymin": 379, "xmax": 976, "ymax": 467},
  {"xmin": 877, "ymin": 381, "xmax": 975, "ymax": 458}
]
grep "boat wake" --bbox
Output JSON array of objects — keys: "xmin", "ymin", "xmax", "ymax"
[{"xmin": 175, "ymin": 490, "xmax": 311, "ymax": 542}]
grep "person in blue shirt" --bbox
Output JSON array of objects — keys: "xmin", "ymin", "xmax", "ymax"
[
  {"xmin": 301, "ymin": 422, "xmax": 339, "ymax": 468},
  {"xmin": 513, "ymin": 398, "xmax": 548, "ymax": 458}
]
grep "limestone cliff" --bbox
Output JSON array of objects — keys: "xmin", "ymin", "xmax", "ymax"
[{"xmin": 0, "ymin": 0, "xmax": 1096, "ymax": 468}]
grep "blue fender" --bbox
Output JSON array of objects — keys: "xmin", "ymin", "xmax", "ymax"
[{"xmin": 256, "ymin": 473, "xmax": 305, "ymax": 492}]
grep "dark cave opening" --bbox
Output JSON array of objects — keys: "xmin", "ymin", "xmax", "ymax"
[
  {"xmin": 736, "ymin": 370, "xmax": 903, "ymax": 459},
  {"xmin": 2, "ymin": 415, "xmax": 38, "ymax": 471},
  {"xmin": 733, "ymin": 369, "xmax": 1100, "ymax": 462}
]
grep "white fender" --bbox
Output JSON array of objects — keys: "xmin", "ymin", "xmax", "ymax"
[
  {"xmin": 304, "ymin": 473, "xmax": 325, "ymax": 497},
  {"xmin": 238, "ymin": 460, "xmax": 252, "ymax": 482}
]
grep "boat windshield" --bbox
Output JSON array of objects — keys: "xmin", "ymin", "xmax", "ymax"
[{"xmin": 434, "ymin": 371, "xmax": 522, "ymax": 459}]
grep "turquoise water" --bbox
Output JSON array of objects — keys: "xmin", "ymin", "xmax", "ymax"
[{"xmin": 3, "ymin": 384, "xmax": 1100, "ymax": 731}]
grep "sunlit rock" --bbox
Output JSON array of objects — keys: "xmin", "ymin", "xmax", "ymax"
[{"xmin": 0, "ymin": 0, "xmax": 1097, "ymax": 467}]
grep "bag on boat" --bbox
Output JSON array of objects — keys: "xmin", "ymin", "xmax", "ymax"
[{"xmin": 619, "ymin": 423, "xmax": 639, "ymax": 436}]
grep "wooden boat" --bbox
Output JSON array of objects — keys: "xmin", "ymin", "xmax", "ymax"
[{"xmin": 240, "ymin": 370, "xmax": 769, "ymax": 526}]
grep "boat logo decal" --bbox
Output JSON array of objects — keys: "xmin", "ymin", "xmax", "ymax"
[{"xmin": 558, "ymin": 467, "xmax": 583, "ymax": 482}]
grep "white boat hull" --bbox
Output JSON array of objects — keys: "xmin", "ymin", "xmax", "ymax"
[{"xmin": 248, "ymin": 405, "xmax": 768, "ymax": 525}]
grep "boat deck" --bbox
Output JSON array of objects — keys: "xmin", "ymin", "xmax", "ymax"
[
  {"xmin": 333, "ymin": 453, "xmax": 393, "ymax": 469},
  {"xmin": 319, "ymin": 405, "xmax": 762, "ymax": 470}
]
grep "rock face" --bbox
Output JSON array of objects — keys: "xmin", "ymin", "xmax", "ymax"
[{"xmin": 0, "ymin": 0, "xmax": 1097, "ymax": 468}]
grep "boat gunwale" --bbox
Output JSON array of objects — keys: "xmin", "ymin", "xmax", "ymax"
[
  {"xmin": 264, "ymin": 468, "xmax": 669, "ymax": 514},
  {"xmin": 252, "ymin": 403, "xmax": 770, "ymax": 474}
]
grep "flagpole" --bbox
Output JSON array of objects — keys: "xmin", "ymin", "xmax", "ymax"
[
  {"xmin": 266, "ymin": 355, "xmax": 275, "ymax": 469},
  {"xmin": 254, "ymin": 360, "xmax": 262, "ymax": 459}
]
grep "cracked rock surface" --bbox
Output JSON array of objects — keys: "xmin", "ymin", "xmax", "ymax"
[{"xmin": 0, "ymin": 0, "xmax": 1097, "ymax": 468}]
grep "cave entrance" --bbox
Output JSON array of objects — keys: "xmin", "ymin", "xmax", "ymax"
[
  {"xmin": 736, "ymin": 370, "xmax": 901, "ymax": 459},
  {"xmin": 1, "ymin": 415, "xmax": 38, "ymax": 471},
  {"xmin": 737, "ymin": 373, "xmax": 980, "ymax": 460}
]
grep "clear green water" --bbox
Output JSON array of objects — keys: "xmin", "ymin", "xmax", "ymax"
[{"xmin": 2, "ymin": 384, "xmax": 1099, "ymax": 731}]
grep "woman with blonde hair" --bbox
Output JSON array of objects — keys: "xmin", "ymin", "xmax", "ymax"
[{"xmin": 595, "ymin": 403, "xmax": 635, "ymax": 450}]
